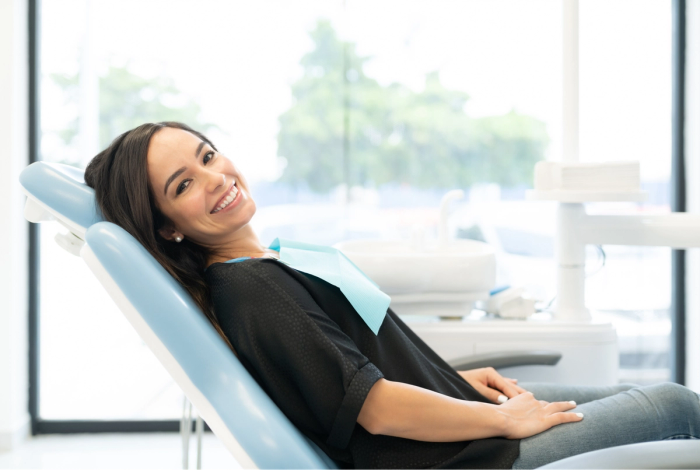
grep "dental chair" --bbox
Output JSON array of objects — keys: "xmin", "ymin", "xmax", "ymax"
[{"xmin": 20, "ymin": 161, "xmax": 700, "ymax": 469}]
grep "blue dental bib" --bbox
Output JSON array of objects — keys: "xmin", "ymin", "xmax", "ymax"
[{"xmin": 269, "ymin": 238, "xmax": 389, "ymax": 335}]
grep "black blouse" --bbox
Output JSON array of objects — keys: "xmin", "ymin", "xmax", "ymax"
[{"xmin": 205, "ymin": 258, "xmax": 520, "ymax": 469}]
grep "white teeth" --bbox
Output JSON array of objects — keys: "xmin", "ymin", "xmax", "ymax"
[{"xmin": 213, "ymin": 184, "xmax": 239, "ymax": 212}]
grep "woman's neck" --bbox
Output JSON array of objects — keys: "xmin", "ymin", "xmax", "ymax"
[{"xmin": 205, "ymin": 225, "xmax": 278, "ymax": 266}]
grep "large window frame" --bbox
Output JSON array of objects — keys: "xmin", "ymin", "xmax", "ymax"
[
  {"xmin": 671, "ymin": 0, "xmax": 687, "ymax": 386},
  {"xmin": 26, "ymin": 0, "xmax": 688, "ymax": 434}
]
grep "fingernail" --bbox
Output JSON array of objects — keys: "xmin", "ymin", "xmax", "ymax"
[
  {"xmin": 569, "ymin": 401, "xmax": 576, "ymax": 406},
  {"xmin": 498, "ymin": 395, "xmax": 508, "ymax": 403},
  {"xmin": 576, "ymin": 413, "xmax": 584, "ymax": 418}
]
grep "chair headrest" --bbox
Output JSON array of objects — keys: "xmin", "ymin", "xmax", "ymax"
[{"xmin": 20, "ymin": 161, "xmax": 103, "ymax": 238}]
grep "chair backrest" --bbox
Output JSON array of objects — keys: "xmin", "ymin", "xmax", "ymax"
[{"xmin": 20, "ymin": 161, "xmax": 336, "ymax": 469}]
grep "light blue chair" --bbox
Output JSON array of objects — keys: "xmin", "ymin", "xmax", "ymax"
[
  {"xmin": 20, "ymin": 161, "xmax": 700, "ymax": 469},
  {"xmin": 21, "ymin": 161, "xmax": 336, "ymax": 469}
]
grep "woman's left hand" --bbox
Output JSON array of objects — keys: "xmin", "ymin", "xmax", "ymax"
[{"xmin": 457, "ymin": 368, "xmax": 529, "ymax": 404}]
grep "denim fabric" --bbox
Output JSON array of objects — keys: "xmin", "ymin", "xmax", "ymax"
[{"xmin": 511, "ymin": 382, "xmax": 700, "ymax": 469}]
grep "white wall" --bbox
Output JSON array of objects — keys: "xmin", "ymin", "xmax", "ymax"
[
  {"xmin": 0, "ymin": 0, "xmax": 30, "ymax": 451},
  {"xmin": 685, "ymin": 0, "xmax": 700, "ymax": 393}
]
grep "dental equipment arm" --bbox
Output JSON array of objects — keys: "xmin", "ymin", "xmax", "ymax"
[
  {"xmin": 553, "ymin": 202, "xmax": 700, "ymax": 322},
  {"xmin": 528, "ymin": 158, "xmax": 700, "ymax": 322}
]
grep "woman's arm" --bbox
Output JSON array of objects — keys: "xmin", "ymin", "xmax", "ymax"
[{"xmin": 357, "ymin": 378, "xmax": 582, "ymax": 441}]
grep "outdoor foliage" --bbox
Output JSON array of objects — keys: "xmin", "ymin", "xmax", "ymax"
[
  {"xmin": 51, "ymin": 20, "xmax": 548, "ymax": 193},
  {"xmin": 51, "ymin": 66, "xmax": 207, "ymax": 151},
  {"xmin": 277, "ymin": 20, "xmax": 549, "ymax": 192}
]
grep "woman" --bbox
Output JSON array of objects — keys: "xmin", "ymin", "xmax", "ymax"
[{"xmin": 84, "ymin": 122, "xmax": 700, "ymax": 469}]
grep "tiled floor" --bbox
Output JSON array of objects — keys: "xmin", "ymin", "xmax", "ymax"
[{"xmin": 0, "ymin": 433, "xmax": 241, "ymax": 469}]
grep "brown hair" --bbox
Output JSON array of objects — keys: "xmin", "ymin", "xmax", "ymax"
[{"xmin": 84, "ymin": 122, "xmax": 234, "ymax": 351}]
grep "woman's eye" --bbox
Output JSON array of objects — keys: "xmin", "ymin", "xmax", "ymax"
[
  {"xmin": 176, "ymin": 179, "xmax": 191, "ymax": 195},
  {"xmin": 203, "ymin": 151, "xmax": 215, "ymax": 165}
]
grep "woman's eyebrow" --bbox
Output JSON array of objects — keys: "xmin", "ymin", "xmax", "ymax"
[
  {"xmin": 195, "ymin": 141, "xmax": 206, "ymax": 159},
  {"xmin": 163, "ymin": 142, "xmax": 207, "ymax": 195},
  {"xmin": 164, "ymin": 167, "xmax": 186, "ymax": 195}
]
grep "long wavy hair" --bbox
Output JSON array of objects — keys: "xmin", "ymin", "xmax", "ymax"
[{"xmin": 84, "ymin": 122, "xmax": 234, "ymax": 351}]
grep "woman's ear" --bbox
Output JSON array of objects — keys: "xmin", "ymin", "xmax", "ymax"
[{"xmin": 158, "ymin": 226, "xmax": 184, "ymax": 243}]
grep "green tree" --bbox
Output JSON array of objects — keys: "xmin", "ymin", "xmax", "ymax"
[
  {"xmin": 276, "ymin": 19, "xmax": 377, "ymax": 192},
  {"xmin": 52, "ymin": 65, "xmax": 210, "ymax": 152},
  {"xmin": 277, "ymin": 20, "xmax": 549, "ymax": 192}
]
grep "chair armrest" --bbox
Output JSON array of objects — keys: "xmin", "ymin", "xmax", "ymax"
[
  {"xmin": 447, "ymin": 350, "xmax": 562, "ymax": 370},
  {"xmin": 538, "ymin": 440, "xmax": 700, "ymax": 469}
]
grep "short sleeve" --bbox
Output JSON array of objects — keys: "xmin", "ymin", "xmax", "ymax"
[{"xmin": 206, "ymin": 260, "xmax": 384, "ymax": 450}]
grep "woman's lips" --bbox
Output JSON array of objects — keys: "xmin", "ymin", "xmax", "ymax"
[{"xmin": 211, "ymin": 181, "xmax": 237, "ymax": 213}]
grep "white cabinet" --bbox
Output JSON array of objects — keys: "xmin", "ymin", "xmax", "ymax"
[{"xmin": 405, "ymin": 318, "xmax": 618, "ymax": 386}]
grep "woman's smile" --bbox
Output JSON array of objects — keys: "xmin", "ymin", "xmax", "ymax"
[{"xmin": 211, "ymin": 180, "xmax": 240, "ymax": 214}]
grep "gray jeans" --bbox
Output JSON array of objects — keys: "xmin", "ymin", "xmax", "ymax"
[{"xmin": 511, "ymin": 381, "xmax": 700, "ymax": 469}]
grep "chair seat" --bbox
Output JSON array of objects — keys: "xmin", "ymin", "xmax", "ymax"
[{"xmin": 539, "ymin": 440, "xmax": 700, "ymax": 469}]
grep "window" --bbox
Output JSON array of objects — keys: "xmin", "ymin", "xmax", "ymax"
[
  {"xmin": 580, "ymin": 0, "xmax": 673, "ymax": 384},
  {"xmin": 36, "ymin": 0, "xmax": 672, "ymax": 423}
]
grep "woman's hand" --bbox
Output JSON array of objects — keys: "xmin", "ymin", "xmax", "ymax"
[
  {"xmin": 498, "ymin": 391, "xmax": 583, "ymax": 439},
  {"xmin": 457, "ymin": 367, "xmax": 528, "ymax": 404}
]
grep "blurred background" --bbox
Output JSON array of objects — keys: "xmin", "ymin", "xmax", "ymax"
[{"xmin": 36, "ymin": 0, "xmax": 673, "ymax": 422}]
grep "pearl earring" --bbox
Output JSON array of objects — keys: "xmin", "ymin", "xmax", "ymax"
[{"xmin": 174, "ymin": 236, "xmax": 183, "ymax": 243}]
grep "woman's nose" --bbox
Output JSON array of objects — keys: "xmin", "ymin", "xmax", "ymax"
[{"xmin": 206, "ymin": 172, "xmax": 226, "ymax": 192}]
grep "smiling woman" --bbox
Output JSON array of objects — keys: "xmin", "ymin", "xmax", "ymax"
[
  {"xmin": 143, "ymin": 126, "xmax": 273, "ymax": 267},
  {"xmin": 83, "ymin": 121, "xmax": 262, "ymax": 351}
]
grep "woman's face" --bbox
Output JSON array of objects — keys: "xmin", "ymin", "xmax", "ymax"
[{"xmin": 147, "ymin": 127, "xmax": 256, "ymax": 247}]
